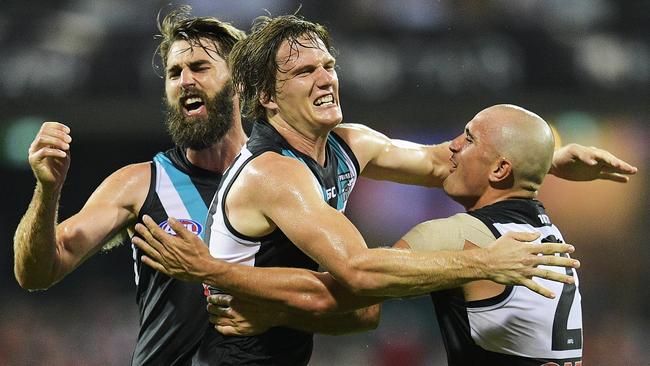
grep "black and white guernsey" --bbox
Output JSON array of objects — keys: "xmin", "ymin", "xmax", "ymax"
[
  {"xmin": 131, "ymin": 146, "xmax": 221, "ymax": 366},
  {"xmin": 433, "ymin": 199, "xmax": 583, "ymax": 366},
  {"xmin": 196, "ymin": 120, "xmax": 359, "ymax": 365}
]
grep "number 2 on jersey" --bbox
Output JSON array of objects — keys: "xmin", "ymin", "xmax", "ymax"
[{"xmin": 542, "ymin": 235, "xmax": 582, "ymax": 351}]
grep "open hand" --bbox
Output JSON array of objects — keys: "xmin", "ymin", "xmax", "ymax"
[
  {"xmin": 482, "ymin": 231, "xmax": 580, "ymax": 299},
  {"xmin": 551, "ymin": 143, "xmax": 637, "ymax": 182},
  {"xmin": 132, "ymin": 215, "xmax": 211, "ymax": 282}
]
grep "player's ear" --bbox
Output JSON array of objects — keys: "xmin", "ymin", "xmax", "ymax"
[
  {"xmin": 260, "ymin": 91, "xmax": 278, "ymax": 110},
  {"xmin": 490, "ymin": 157, "xmax": 512, "ymax": 183}
]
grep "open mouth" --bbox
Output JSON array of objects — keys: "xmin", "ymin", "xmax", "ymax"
[
  {"xmin": 313, "ymin": 94, "xmax": 335, "ymax": 107},
  {"xmin": 182, "ymin": 96, "xmax": 205, "ymax": 115}
]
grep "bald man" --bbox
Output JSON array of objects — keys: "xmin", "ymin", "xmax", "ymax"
[
  {"xmin": 397, "ymin": 104, "xmax": 582, "ymax": 365},
  {"xmin": 209, "ymin": 104, "xmax": 583, "ymax": 366}
]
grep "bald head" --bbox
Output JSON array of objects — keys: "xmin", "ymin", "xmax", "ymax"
[{"xmin": 475, "ymin": 104, "xmax": 555, "ymax": 191}]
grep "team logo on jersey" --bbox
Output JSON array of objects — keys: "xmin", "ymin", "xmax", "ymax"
[{"xmin": 158, "ymin": 219, "xmax": 203, "ymax": 236}]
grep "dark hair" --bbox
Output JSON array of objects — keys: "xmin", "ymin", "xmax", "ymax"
[
  {"xmin": 154, "ymin": 5, "xmax": 246, "ymax": 76},
  {"xmin": 229, "ymin": 14, "xmax": 334, "ymax": 120}
]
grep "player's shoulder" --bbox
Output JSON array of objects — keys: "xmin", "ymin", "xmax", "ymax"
[
  {"xmin": 110, "ymin": 161, "xmax": 152, "ymax": 182},
  {"xmin": 333, "ymin": 123, "xmax": 378, "ymax": 141},
  {"xmin": 233, "ymin": 152, "xmax": 320, "ymax": 200},
  {"xmin": 240, "ymin": 152, "xmax": 312, "ymax": 184},
  {"xmin": 98, "ymin": 162, "xmax": 152, "ymax": 199}
]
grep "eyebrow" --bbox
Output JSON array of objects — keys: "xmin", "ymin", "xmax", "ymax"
[
  {"xmin": 167, "ymin": 60, "xmax": 211, "ymax": 74},
  {"xmin": 465, "ymin": 127, "xmax": 476, "ymax": 140},
  {"xmin": 286, "ymin": 56, "xmax": 336, "ymax": 76}
]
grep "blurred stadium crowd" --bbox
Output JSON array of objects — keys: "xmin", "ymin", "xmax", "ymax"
[{"xmin": 1, "ymin": 1, "xmax": 648, "ymax": 365}]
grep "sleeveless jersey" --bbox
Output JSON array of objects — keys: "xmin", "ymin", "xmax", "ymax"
[
  {"xmin": 195, "ymin": 120, "xmax": 359, "ymax": 365},
  {"xmin": 432, "ymin": 199, "xmax": 583, "ymax": 366},
  {"xmin": 130, "ymin": 146, "xmax": 221, "ymax": 366}
]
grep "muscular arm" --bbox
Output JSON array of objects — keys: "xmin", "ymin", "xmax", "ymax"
[
  {"xmin": 13, "ymin": 123, "xmax": 147, "ymax": 290},
  {"xmin": 255, "ymin": 157, "xmax": 578, "ymax": 297},
  {"xmin": 208, "ymin": 294, "xmax": 381, "ymax": 336},
  {"xmin": 134, "ymin": 153, "xmax": 578, "ymax": 302},
  {"xmin": 334, "ymin": 124, "xmax": 450, "ymax": 187},
  {"xmin": 335, "ymin": 124, "xmax": 637, "ymax": 187}
]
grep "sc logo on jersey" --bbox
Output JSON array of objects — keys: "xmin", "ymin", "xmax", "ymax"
[{"xmin": 158, "ymin": 219, "xmax": 203, "ymax": 237}]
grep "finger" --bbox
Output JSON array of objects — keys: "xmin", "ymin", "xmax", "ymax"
[
  {"xmin": 594, "ymin": 152, "xmax": 638, "ymax": 174},
  {"xmin": 37, "ymin": 127, "xmax": 72, "ymax": 143},
  {"xmin": 505, "ymin": 231, "xmax": 540, "ymax": 243},
  {"xmin": 598, "ymin": 172, "xmax": 630, "ymax": 183},
  {"xmin": 211, "ymin": 294, "xmax": 233, "ymax": 307},
  {"xmin": 30, "ymin": 147, "xmax": 68, "ymax": 160},
  {"xmin": 142, "ymin": 215, "xmax": 163, "ymax": 233},
  {"xmin": 134, "ymin": 222, "xmax": 165, "ymax": 252},
  {"xmin": 31, "ymin": 135, "xmax": 71, "ymax": 151},
  {"xmin": 132, "ymin": 236, "xmax": 165, "ymax": 263},
  {"xmin": 532, "ymin": 243, "xmax": 575, "ymax": 255},
  {"xmin": 216, "ymin": 325, "xmax": 240, "ymax": 336},
  {"xmin": 140, "ymin": 255, "xmax": 168, "ymax": 274},
  {"xmin": 143, "ymin": 215, "xmax": 176, "ymax": 244},
  {"xmin": 210, "ymin": 314, "xmax": 237, "ymax": 329},
  {"xmin": 140, "ymin": 216, "xmax": 173, "ymax": 248},
  {"xmin": 41, "ymin": 121, "xmax": 71, "ymax": 134},
  {"xmin": 208, "ymin": 315, "xmax": 229, "ymax": 326},
  {"xmin": 207, "ymin": 303, "xmax": 219, "ymax": 316},
  {"xmin": 210, "ymin": 306, "xmax": 234, "ymax": 319},
  {"xmin": 168, "ymin": 217, "xmax": 196, "ymax": 241},
  {"xmin": 531, "ymin": 268, "xmax": 574, "ymax": 285},
  {"xmin": 519, "ymin": 279, "xmax": 556, "ymax": 299},
  {"xmin": 575, "ymin": 149, "xmax": 598, "ymax": 166},
  {"xmin": 206, "ymin": 303, "xmax": 234, "ymax": 318},
  {"xmin": 535, "ymin": 254, "xmax": 580, "ymax": 269}
]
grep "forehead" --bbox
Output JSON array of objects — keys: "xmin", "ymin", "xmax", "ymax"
[
  {"xmin": 276, "ymin": 35, "xmax": 333, "ymax": 68},
  {"xmin": 167, "ymin": 39, "xmax": 225, "ymax": 66},
  {"xmin": 465, "ymin": 111, "xmax": 493, "ymax": 136}
]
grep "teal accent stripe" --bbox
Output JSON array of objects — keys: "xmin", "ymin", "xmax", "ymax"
[
  {"xmin": 281, "ymin": 149, "xmax": 327, "ymax": 201},
  {"xmin": 328, "ymin": 137, "xmax": 349, "ymax": 210},
  {"xmin": 154, "ymin": 153, "xmax": 208, "ymax": 227}
]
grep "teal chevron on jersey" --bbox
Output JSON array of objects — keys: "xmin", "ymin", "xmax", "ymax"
[{"xmin": 153, "ymin": 153, "xmax": 208, "ymax": 232}]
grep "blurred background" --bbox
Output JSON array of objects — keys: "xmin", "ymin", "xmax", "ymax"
[{"xmin": 1, "ymin": 0, "xmax": 648, "ymax": 365}]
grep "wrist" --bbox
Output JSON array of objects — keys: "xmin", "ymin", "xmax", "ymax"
[
  {"xmin": 464, "ymin": 248, "xmax": 491, "ymax": 281},
  {"xmin": 200, "ymin": 258, "xmax": 231, "ymax": 288},
  {"xmin": 35, "ymin": 181, "xmax": 63, "ymax": 201}
]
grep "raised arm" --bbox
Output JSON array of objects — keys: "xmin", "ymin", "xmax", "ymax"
[
  {"xmin": 14, "ymin": 122, "xmax": 146, "ymax": 290},
  {"xmin": 335, "ymin": 124, "xmax": 637, "ymax": 187},
  {"xmin": 333, "ymin": 123, "xmax": 451, "ymax": 187}
]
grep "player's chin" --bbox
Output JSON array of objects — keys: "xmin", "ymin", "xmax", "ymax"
[{"xmin": 313, "ymin": 110, "xmax": 342, "ymax": 127}]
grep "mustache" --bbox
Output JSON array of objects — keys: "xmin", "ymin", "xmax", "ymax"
[{"xmin": 176, "ymin": 87, "xmax": 208, "ymax": 105}]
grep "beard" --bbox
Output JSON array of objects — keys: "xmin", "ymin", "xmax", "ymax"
[{"xmin": 164, "ymin": 81, "xmax": 235, "ymax": 150}]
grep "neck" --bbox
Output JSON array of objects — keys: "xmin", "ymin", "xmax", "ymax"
[
  {"xmin": 267, "ymin": 115, "xmax": 330, "ymax": 166},
  {"xmin": 463, "ymin": 188, "xmax": 537, "ymax": 211},
  {"xmin": 185, "ymin": 120, "xmax": 247, "ymax": 173}
]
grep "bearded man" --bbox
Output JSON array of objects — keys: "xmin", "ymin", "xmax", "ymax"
[{"xmin": 13, "ymin": 7, "xmax": 247, "ymax": 365}]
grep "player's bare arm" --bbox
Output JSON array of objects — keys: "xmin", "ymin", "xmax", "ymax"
[
  {"xmin": 134, "ymin": 215, "xmax": 386, "ymax": 313},
  {"xmin": 334, "ymin": 123, "xmax": 450, "ymax": 187},
  {"xmin": 14, "ymin": 122, "xmax": 148, "ymax": 290},
  {"xmin": 335, "ymin": 124, "xmax": 637, "ymax": 186},
  {"xmin": 207, "ymin": 294, "xmax": 380, "ymax": 337},
  {"xmin": 173, "ymin": 153, "xmax": 577, "ymax": 297}
]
